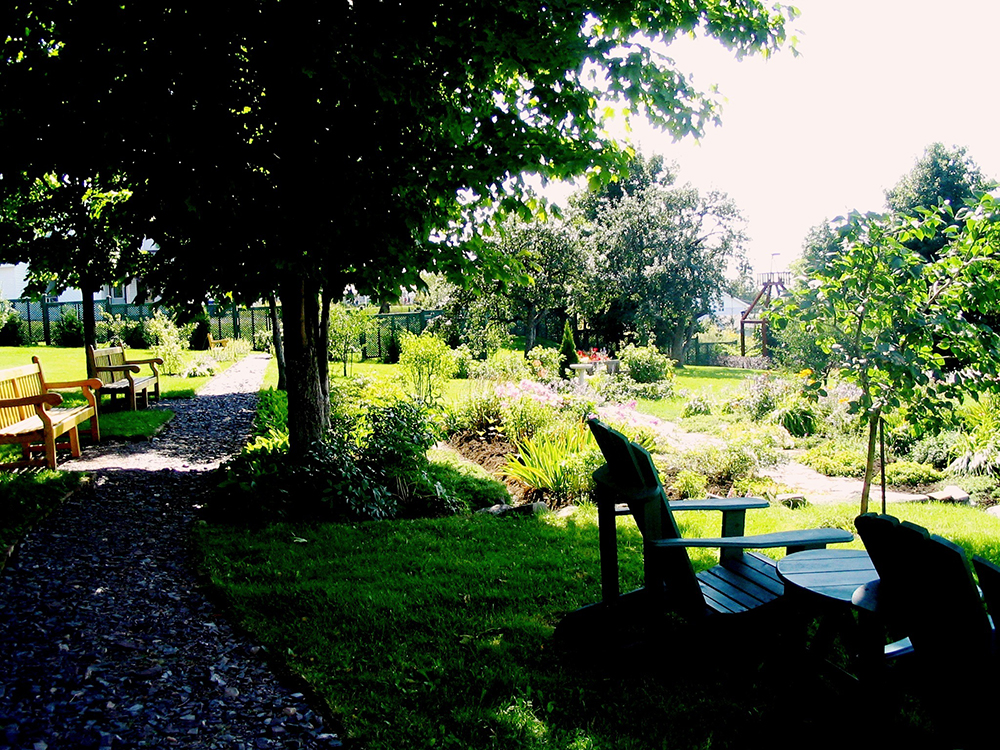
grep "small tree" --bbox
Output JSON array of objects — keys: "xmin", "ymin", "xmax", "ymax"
[
  {"xmin": 772, "ymin": 196, "xmax": 1000, "ymax": 513},
  {"xmin": 398, "ymin": 332, "xmax": 458, "ymax": 408},
  {"xmin": 328, "ymin": 303, "xmax": 371, "ymax": 377},
  {"xmin": 559, "ymin": 319, "xmax": 579, "ymax": 380}
]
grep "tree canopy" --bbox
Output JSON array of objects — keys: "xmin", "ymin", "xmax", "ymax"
[
  {"xmin": 0, "ymin": 1, "xmax": 796, "ymax": 455},
  {"xmin": 774, "ymin": 195, "xmax": 1000, "ymax": 512},
  {"xmin": 573, "ymin": 155, "xmax": 747, "ymax": 360}
]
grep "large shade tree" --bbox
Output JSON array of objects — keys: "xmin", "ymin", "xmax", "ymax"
[
  {"xmin": 1, "ymin": 1, "xmax": 795, "ymax": 457},
  {"xmin": 575, "ymin": 155, "xmax": 748, "ymax": 360}
]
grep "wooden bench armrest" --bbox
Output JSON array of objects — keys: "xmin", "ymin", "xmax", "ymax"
[
  {"xmin": 124, "ymin": 357, "xmax": 164, "ymax": 366},
  {"xmin": 652, "ymin": 528, "xmax": 854, "ymax": 551},
  {"xmin": 0, "ymin": 393, "xmax": 63, "ymax": 410},
  {"xmin": 46, "ymin": 378, "xmax": 104, "ymax": 391}
]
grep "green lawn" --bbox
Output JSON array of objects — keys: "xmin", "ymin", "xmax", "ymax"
[
  {"xmin": 0, "ymin": 345, "xmax": 228, "ymax": 399},
  {"xmin": 196, "ymin": 500, "xmax": 998, "ymax": 749}
]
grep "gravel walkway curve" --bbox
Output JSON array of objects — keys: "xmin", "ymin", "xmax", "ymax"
[{"xmin": 0, "ymin": 354, "xmax": 343, "ymax": 750}]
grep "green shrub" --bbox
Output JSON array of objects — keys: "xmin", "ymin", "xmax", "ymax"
[
  {"xmin": 147, "ymin": 310, "xmax": 190, "ymax": 374},
  {"xmin": 559, "ymin": 319, "xmax": 578, "ymax": 379},
  {"xmin": 451, "ymin": 343, "xmax": 474, "ymax": 379},
  {"xmin": 503, "ymin": 422, "xmax": 597, "ymax": 502},
  {"xmin": 499, "ymin": 396, "xmax": 556, "ymax": 443},
  {"xmin": 425, "ymin": 452, "xmax": 511, "ymax": 511},
  {"xmin": 53, "ymin": 307, "xmax": 84, "ymax": 347},
  {"xmin": 671, "ymin": 469, "xmax": 708, "ymax": 499},
  {"xmin": 617, "ymin": 343, "xmax": 673, "ymax": 384},
  {"xmin": 909, "ymin": 431, "xmax": 961, "ymax": 469},
  {"xmin": 683, "ymin": 396, "xmax": 712, "ymax": 417},
  {"xmin": 772, "ymin": 397, "xmax": 819, "ymax": 437},
  {"xmin": 253, "ymin": 327, "xmax": 274, "ymax": 353},
  {"xmin": 526, "ymin": 345, "xmax": 562, "ymax": 382},
  {"xmin": 0, "ymin": 302, "xmax": 27, "ymax": 346},
  {"xmin": 801, "ymin": 441, "xmax": 868, "ymax": 478},
  {"xmin": 470, "ymin": 349, "xmax": 530, "ymax": 382},
  {"xmin": 399, "ymin": 331, "xmax": 457, "ymax": 406},
  {"xmin": 451, "ymin": 386, "xmax": 504, "ymax": 439},
  {"xmin": 884, "ymin": 460, "xmax": 944, "ymax": 486}
]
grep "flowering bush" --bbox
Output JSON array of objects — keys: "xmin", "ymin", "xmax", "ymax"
[{"xmin": 576, "ymin": 348, "xmax": 611, "ymax": 362}]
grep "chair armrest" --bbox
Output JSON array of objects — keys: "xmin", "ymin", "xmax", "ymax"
[
  {"xmin": 668, "ymin": 498, "xmax": 770, "ymax": 512},
  {"xmin": 124, "ymin": 357, "xmax": 164, "ymax": 366},
  {"xmin": 652, "ymin": 527, "xmax": 854, "ymax": 550},
  {"xmin": 0, "ymin": 393, "xmax": 63, "ymax": 410}
]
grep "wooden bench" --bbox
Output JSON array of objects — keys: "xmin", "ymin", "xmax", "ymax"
[
  {"xmin": 0, "ymin": 357, "xmax": 102, "ymax": 470},
  {"xmin": 207, "ymin": 333, "xmax": 230, "ymax": 349},
  {"xmin": 87, "ymin": 345, "xmax": 163, "ymax": 411}
]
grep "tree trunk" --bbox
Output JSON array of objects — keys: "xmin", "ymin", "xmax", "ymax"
[
  {"xmin": 319, "ymin": 287, "xmax": 332, "ymax": 415},
  {"xmin": 524, "ymin": 306, "xmax": 539, "ymax": 354},
  {"xmin": 280, "ymin": 275, "xmax": 329, "ymax": 458},
  {"xmin": 268, "ymin": 295, "xmax": 287, "ymax": 391},
  {"xmin": 82, "ymin": 284, "xmax": 98, "ymax": 377},
  {"xmin": 859, "ymin": 408, "xmax": 881, "ymax": 515},
  {"xmin": 669, "ymin": 327, "xmax": 687, "ymax": 366}
]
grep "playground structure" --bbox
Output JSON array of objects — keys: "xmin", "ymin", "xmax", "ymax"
[{"xmin": 739, "ymin": 272, "xmax": 790, "ymax": 357}]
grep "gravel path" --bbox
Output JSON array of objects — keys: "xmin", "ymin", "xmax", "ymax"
[{"xmin": 0, "ymin": 354, "xmax": 344, "ymax": 750}]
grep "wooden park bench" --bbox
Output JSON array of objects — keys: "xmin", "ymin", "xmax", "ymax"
[
  {"xmin": 0, "ymin": 357, "xmax": 102, "ymax": 470},
  {"xmin": 556, "ymin": 419, "xmax": 854, "ymax": 643},
  {"xmin": 86, "ymin": 344, "xmax": 163, "ymax": 411},
  {"xmin": 207, "ymin": 333, "xmax": 230, "ymax": 349}
]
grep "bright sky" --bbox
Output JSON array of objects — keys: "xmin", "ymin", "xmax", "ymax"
[{"xmin": 555, "ymin": 0, "xmax": 1000, "ymax": 276}]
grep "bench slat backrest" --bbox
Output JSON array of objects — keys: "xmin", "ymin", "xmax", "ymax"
[
  {"xmin": 0, "ymin": 363, "xmax": 45, "ymax": 428},
  {"xmin": 89, "ymin": 346, "xmax": 129, "ymax": 386}
]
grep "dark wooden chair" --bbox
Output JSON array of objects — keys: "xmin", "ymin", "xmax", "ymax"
[
  {"xmin": 556, "ymin": 419, "xmax": 854, "ymax": 641},
  {"xmin": 856, "ymin": 513, "xmax": 996, "ymax": 667},
  {"xmin": 855, "ymin": 513, "xmax": 998, "ymax": 744}
]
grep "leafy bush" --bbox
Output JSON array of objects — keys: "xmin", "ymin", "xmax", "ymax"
[
  {"xmin": 618, "ymin": 343, "xmax": 673, "ymax": 384},
  {"xmin": 451, "ymin": 343, "xmax": 474, "ymax": 379},
  {"xmin": 361, "ymin": 398, "xmax": 438, "ymax": 478},
  {"xmin": 147, "ymin": 310, "xmax": 190, "ymax": 374},
  {"xmin": 909, "ymin": 431, "xmax": 961, "ymax": 469},
  {"xmin": 499, "ymin": 395, "xmax": 557, "ymax": 443},
  {"xmin": 801, "ymin": 441, "xmax": 868, "ymax": 478},
  {"xmin": 399, "ymin": 331, "xmax": 457, "ymax": 406},
  {"xmin": 671, "ymin": 469, "xmax": 707, "ymax": 499},
  {"xmin": 212, "ymin": 397, "xmax": 455, "ymax": 524},
  {"xmin": 253, "ymin": 327, "xmax": 274, "ymax": 353},
  {"xmin": 98, "ymin": 312, "xmax": 150, "ymax": 348},
  {"xmin": 884, "ymin": 460, "xmax": 944, "ymax": 487},
  {"xmin": 182, "ymin": 353, "xmax": 219, "ymax": 378},
  {"xmin": 526, "ymin": 345, "xmax": 562, "ymax": 382},
  {"xmin": 450, "ymin": 386, "xmax": 504, "ymax": 439},
  {"xmin": 426, "ymin": 450, "xmax": 511, "ymax": 511},
  {"xmin": 470, "ymin": 349, "xmax": 530, "ymax": 382},
  {"xmin": 53, "ymin": 307, "xmax": 84, "ymax": 347},
  {"xmin": 503, "ymin": 422, "xmax": 598, "ymax": 502},
  {"xmin": 0, "ymin": 302, "xmax": 27, "ymax": 346},
  {"xmin": 771, "ymin": 397, "xmax": 819, "ymax": 437},
  {"xmin": 683, "ymin": 396, "xmax": 712, "ymax": 417}
]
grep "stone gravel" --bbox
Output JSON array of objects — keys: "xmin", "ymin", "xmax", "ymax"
[{"xmin": 0, "ymin": 354, "xmax": 344, "ymax": 750}]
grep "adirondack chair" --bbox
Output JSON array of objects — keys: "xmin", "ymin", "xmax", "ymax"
[
  {"xmin": 556, "ymin": 419, "xmax": 854, "ymax": 642},
  {"xmin": 855, "ymin": 513, "xmax": 996, "ymax": 669},
  {"xmin": 855, "ymin": 514, "xmax": 997, "ymax": 744}
]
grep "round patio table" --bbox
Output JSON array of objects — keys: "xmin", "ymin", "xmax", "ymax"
[{"xmin": 777, "ymin": 548, "xmax": 876, "ymax": 603}]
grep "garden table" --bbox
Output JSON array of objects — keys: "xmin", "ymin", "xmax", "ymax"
[{"xmin": 777, "ymin": 548, "xmax": 885, "ymax": 679}]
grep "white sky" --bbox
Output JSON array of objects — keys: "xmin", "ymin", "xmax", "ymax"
[{"xmin": 551, "ymin": 0, "xmax": 1000, "ymax": 276}]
